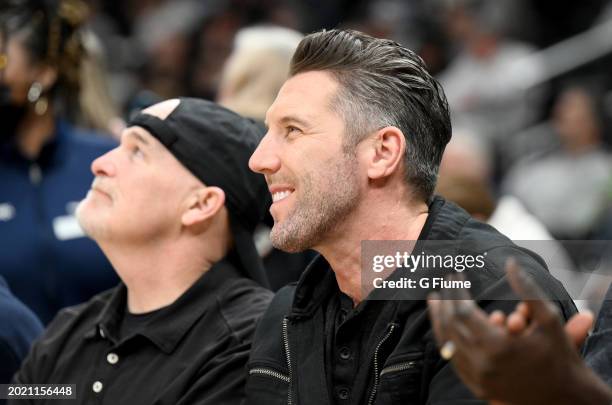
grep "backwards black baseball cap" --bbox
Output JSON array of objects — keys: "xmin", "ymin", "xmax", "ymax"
[{"xmin": 128, "ymin": 97, "xmax": 271, "ymax": 287}]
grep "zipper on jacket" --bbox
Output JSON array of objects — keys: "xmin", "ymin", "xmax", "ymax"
[
  {"xmin": 367, "ymin": 323, "xmax": 397, "ymax": 405},
  {"xmin": 380, "ymin": 360, "xmax": 420, "ymax": 377},
  {"xmin": 29, "ymin": 163, "xmax": 45, "ymax": 225},
  {"xmin": 249, "ymin": 367, "xmax": 290, "ymax": 383},
  {"xmin": 29, "ymin": 163, "xmax": 42, "ymax": 185},
  {"xmin": 282, "ymin": 317, "xmax": 293, "ymax": 405}
]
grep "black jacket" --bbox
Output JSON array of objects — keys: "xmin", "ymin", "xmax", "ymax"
[
  {"xmin": 584, "ymin": 282, "xmax": 612, "ymax": 386},
  {"xmin": 245, "ymin": 197, "xmax": 577, "ymax": 405},
  {"xmin": 12, "ymin": 260, "xmax": 272, "ymax": 405}
]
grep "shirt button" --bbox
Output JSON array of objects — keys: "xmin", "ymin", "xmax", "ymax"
[
  {"xmin": 107, "ymin": 353, "xmax": 119, "ymax": 365},
  {"xmin": 337, "ymin": 387, "xmax": 350, "ymax": 401},
  {"xmin": 92, "ymin": 381, "xmax": 103, "ymax": 393},
  {"xmin": 339, "ymin": 346, "xmax": 351, "ymax": 360}
]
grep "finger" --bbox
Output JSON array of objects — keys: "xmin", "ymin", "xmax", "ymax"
[
  {"xmin": 440, "ymin": 290, "xmax": 457, "ymax": 340},
  {"xmin": 447, "ymin": 300, "xmax": 481, "ymax": 345},
  {"xmin": 446, "ymin": 272, "xmax": 473, "ymax": 301},
  {"xmin": 442, "ymin": 293, "xmax": 502, "ymax": 345},
  {"xmin": 516, "ymin": 302, "xmax": 530, "ymax": 320},
  {"xmin": 489, "ymin": 310, "xmax": 506, "ymax": 327},
  {"xmin": 505, "ymin": 257, "xmax": 548, "ymax": 301},
  {"xmin": 505, "ymin": 257, "xmax": 561, "ymax": 326},
  {"xmin": 436, "ymin": 286, "xmax": 478, "ymax": 350},
  {"xmin": 427, "ymin": 293, "xmax": 447, "ymax": 346},
  {"xmin": 506, "ymin": 311, "xmax": 527, "ymax": 335},
  {"xmin": 428, "ymin": 287, "xmax": 480, "ymax": 361},
  {"xmin": 436, "ymin": 276, "xmax": 505, "ymax": 354},
  {"xmin": 442, "ymin": 273, "xmax": 482, "ymax": 336},
  {"xmin": 565, "ymin": 311, "xmax": 594, "ymax": 348}
]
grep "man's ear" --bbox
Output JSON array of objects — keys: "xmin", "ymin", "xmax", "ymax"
[
  {"xmin": 181, "ymin": 186, "xmax": 226, "ymax": 228},
  {"xmin": 365, "ymin": 126, "xmax": 406, "ymax": 180}
]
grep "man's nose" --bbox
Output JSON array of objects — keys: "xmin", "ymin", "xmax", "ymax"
[
  {"xmin": 90, "ymin": 149, "xmax": 117, "ymax": 177},
  {"xmin": 249, "ymin": 132, "xmax": 281, "ymax": 175}
]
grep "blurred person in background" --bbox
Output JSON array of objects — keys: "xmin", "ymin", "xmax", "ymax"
[
  {"xmin": 0, "ymin": 0, "xmax": 120, "ymax": 324},
  {"xmin": 435, "ymin": 131, "xmax": 601, "ymax": 312},
  {"xmin": 436, "ymin": 130, "xmax": 562, "ymax": 242},
  {"xmin": 132, "ymin": 0, "xmax": 206, "ymax": 101},
  {"xmin": 189, "ymin": 7, "xmax": 243, "ymax": 101},
  {"xmin": 217, "ymin": 25, "xmax": 303, "ymax": 122},
  {"xmin": 217, "ymin": 25, "xmax": 315, "ymax": 290},
  {"xmin": 438, "ymin": 0, "xmax": 544, "ymax": 147},
  {"xmin": 502, "ymin": 82, "xmax": 612, "ymax": 241},
  {"xmin": 0, "ymin": 275, "xmax": 42, "ymax": 392}
]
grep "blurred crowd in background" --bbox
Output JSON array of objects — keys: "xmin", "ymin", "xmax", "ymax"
[
  {"xmin": 94, "ymin": 0, "xmax": 612, "ymax": 305},
  {"xmin": 94, "ymin": 0, "xmax": 612, "ymax": 240},
  {"xmin": 2, "ymin": 0, "xmax": 612, "ymax": 325}
]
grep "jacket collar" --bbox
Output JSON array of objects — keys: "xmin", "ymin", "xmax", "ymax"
[
  {"xmin": 289, "ymin": 196, "xmax": 469, "ymax": 317},
  {"xmin": 423, "ymin": 196, "xmax": 470, "ymax": 240},
  {"xmin": 85, "ymin": 259, "xmax": 245, "ymax": 354}
]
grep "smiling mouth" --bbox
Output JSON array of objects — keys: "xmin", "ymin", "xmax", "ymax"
[{"xmin": 272, "ymin": 190, "xmax": 293, "ymax": 203}]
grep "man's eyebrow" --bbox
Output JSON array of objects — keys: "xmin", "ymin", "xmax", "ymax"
[
  {"xmin": 124, "ymin": 128, "xmax": 151, "ymax": 146},
  {"xmin": 277, "ymin": 115, "xmax": 311, "ymax": 128}
]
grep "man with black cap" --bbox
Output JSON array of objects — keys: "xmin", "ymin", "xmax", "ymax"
[{"xmin": 11, "ymin": 98, "xmax": 273, "ymax": 404}]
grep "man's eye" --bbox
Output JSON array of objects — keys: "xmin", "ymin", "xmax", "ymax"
[
  {"xmin": 131, "ymin": 147, "xmax": 144, "ymax": 159},
  {"xmin": 287, "ymin": 126, "xmax": 301, "ymax": 135}
]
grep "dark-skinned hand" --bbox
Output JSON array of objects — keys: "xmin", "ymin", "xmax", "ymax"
[{"xmin": 427, "ymin": 258, "xmax": 612, "ymax": 405}]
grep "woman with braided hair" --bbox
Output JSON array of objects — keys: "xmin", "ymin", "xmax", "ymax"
[{"xmin": 0, "ymin": 0, "xmax": 119, "ymax": 324}]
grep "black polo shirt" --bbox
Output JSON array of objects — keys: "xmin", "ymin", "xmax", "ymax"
[
  {"xmin": 11, "ymin": 260, "xmax": 273, "ymax": 405},
  {"xmin": 323, "ymin": 198, "xmax": 438, "ymax": 404}
]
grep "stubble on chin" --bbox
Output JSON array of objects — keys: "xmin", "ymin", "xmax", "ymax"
[
  {"xmin": 270, "ymin": 158, "xmax": 359, "ymax": 253},
  {"xmin": 75, "ymin": 200, "xmax": 103, "ymax": 240}
]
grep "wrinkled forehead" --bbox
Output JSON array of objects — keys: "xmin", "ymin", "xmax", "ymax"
[
  {"xmin": 119, "ymin": 123, "xmax": 204, "ymax": 187},
  {"xmin": 120, "ymin": 125, "xmax": 157, "ymax": 146}
]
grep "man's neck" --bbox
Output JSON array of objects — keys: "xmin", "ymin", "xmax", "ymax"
[
  {"xmin": 316, "ymin": 198, "xmax": 430, "ymax": 305},
  {"xmin": 17, "ymin": 108, "xmax": 55, "ymax": 160},
  {"xmin": 99, "ymin": 239, "xmax": 222, "ymax": 314}
]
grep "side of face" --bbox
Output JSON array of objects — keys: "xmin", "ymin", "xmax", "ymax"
[
  {"xmin": 248, "ymin": 70, "xmax": 362, "ymax": 252},
  {"xmin": 76, "ymin": 124, "xmax": 204, "ymax": 245},
  {"xmin": 0, "ymin": 34, "xmax": 58, "ymax": 139},
  {"xmin": 1, "ymin": 35, "xmax": 57, "ymax": 104},
  {"xmin": 554, "ymin": 87, "xmax": 599, "ymax": 147}
]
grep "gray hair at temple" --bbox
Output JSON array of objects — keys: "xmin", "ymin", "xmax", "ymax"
[{"xmin": 218, "ymin": 25, "xmax": 303, "ymax": 121}]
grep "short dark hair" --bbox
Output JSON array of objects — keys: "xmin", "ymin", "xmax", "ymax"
[{"xmin": 289, "ymin": 29, "xmax": 451, "ymax": 202}]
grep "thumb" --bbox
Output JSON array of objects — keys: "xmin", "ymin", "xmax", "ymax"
[{"xmin": 564, "ymin": 311, "xmax": 594, "ymax": 348}]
